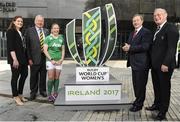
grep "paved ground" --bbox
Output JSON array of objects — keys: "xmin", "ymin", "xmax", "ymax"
[{"xmin": 0, "ymin": 60, "xmax": 180, "ymax": 121}]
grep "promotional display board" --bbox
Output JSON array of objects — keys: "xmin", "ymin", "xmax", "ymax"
[
  {"xmin": 54, "ymin": 4, "xmax": 130, "ymax": 109},
  {"xmin": 66, "ymin": 85, "xmax": 121, "ymax": 101},
  {"xmin": 76, "ymin": 67, "xmax": 109, "ymax": 82}
]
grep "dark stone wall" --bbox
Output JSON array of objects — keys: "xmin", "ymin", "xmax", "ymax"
[
  {"xmin": 85, "ymin": 0, "xmax": 179, "ymax": 21},
  {"xmin": 0, "ymin": 0, "xmax": 179, "ymax": 21}
]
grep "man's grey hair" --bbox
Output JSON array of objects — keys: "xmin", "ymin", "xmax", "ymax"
[
  {"xmin": 154, "ymin": 8, "xmax": 168, "ymax": 17},
  {"xmin": 34, "ymin": 15, "xmax": 44, "ymax": 21}
]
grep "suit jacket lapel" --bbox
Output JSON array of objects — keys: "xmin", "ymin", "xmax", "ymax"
[
  {"xmin": 135, "ymin": 27, "xmax": 143, "ymax": 39},
  {"xmin": 156, "ymin": 22, "xmax": 168, "ymax": 34},
  {"xmin": 14, "ymin": 30, "xmax": 22, "ymax": 44},
  {"xmin": 43, "ymin": 28, "xmax": 48, "ymax": 36},
  {"xmin": 128, "ymin": 32, "xmax": 133, "ymax": 43},
  {"xmin": 130, "ymin": 27, "xmax": 144, "ymax": 43},
  {"xmin": 32, "ymin": 27, "xmax": 40, "ymax": 40},
  {"xmin": 154, "ymin": 22, "xmax": 168, "ymax": 42}
]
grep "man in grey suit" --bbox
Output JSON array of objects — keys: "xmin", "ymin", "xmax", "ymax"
[{"xmin": 25, "ymin": 15, "xmax": 49, "ymax": 100}]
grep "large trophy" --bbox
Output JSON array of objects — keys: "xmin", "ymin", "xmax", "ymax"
[{"xmin": 55, "ymin": 3, "xmax": 129, "ymax": 110}]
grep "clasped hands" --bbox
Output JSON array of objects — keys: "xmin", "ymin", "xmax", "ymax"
[
  {"xmin": 122, "ymin": 43, "xmax": 130, "ymax": 52},
  {"xmin": 122, "ymin": 43, "xmax": 168, "ymax": 72},
  {"xmin": 51, "ymin": 59, "xmax": 63, "ymax": 65}
]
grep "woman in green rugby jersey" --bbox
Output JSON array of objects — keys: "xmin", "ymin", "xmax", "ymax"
[{"xmin": 43, "ymin": 23, "xmax": 65, "ymax": 102}]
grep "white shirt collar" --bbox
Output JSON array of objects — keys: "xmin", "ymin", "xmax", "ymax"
[
  {"xmin": 159, "ymin": 21, "xmax": 167, "ymax": 29},
  {"xmin": 135, "ymin": 26, "xmax": 142, "ymax": 33},
  {"xmin": 35, "ymin": 26, "xmax": 42, "ymax": 32}
]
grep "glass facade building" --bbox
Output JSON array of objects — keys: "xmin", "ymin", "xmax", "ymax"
[{"xmin": 0, "ymin": 0, "xmax": 180, "ymax": 59}]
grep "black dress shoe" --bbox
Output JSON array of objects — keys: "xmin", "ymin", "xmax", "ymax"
[
  {"xmin": 155, "ymin": 112, "xmax": 166, "ymax": 121},
  {"xmin": 40, "ymin": 92, "xmax": 47, "ymax": 97},
  {"xmin": 129, "ymin": 105, "xmax": 142, "ymax": 112},
  {"xmin": 145, "ymin": 104, "xmax": 159, "ymax": 111},
  {"xmin": 29, "ymin": 94, "xmax": 36, "ymax": 101}
]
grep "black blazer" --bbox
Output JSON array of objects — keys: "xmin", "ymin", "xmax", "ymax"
[
  {"xmin": 25, "ymin": 27, "xmax": 49, "ymax": 65},
  {"xmin": 127, "ymin": 27, "xmax": 152, "ymax": 70},
  {"xmin": 6, "ymin": 29, "xmax": 28, "ymax": 65},
  {"xmin": 151, "ymin": 22, "xmax": 179, "ymax": 69}
]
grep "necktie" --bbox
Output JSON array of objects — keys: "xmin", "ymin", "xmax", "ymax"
[
  {"xmin": 39, "ymin": 28, "xmax": 44, "ymax": 51},
  {"xmin": 153, "ymin": 26, "xmax": 160, "ymax": 41},
  {"xmin": 132, "ymin": 30, "xmax": 137, "ymax": 39}
]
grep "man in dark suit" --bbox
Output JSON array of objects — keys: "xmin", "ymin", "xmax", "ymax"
[
  {"xmin": 145, "ymin": 8, "xmax": 179, "ymax": 120},
  {"xmin": 122, "ymin": 14, "xmax": 152, "ymax": 112},
  {"xmin": 25, "ymin": 15, "xmax": 49, "ymax": 100}
]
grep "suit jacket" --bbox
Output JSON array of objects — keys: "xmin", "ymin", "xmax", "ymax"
[
  {"xmin": 127, "ymin": 27, "xmax": 152, "ymax": 70},
  {"xmin": 6, "ymin": 29, "xmax": 28, "ymax": 65},
  {"xmin": 25, "ymin": 27, "xmax": 49, "ymax": 65},
  {"xmin": 151, "ymin": 22, "xmax": 179, "ymax": 69}
]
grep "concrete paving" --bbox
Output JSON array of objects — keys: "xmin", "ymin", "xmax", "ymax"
[
  {"xmin": 0, "ymin": 60, "xmax": 127, "ymax": 121},
  {"xmin": 0, "ymin": 60, "xmax": 180, "ymax": 121}
]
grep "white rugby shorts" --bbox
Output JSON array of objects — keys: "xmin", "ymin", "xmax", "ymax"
[{"xmin": 46, "ymin": 61, "xmax": 62, "ymax": 70}]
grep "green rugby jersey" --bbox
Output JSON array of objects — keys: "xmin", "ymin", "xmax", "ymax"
[{"xmin": 44, "ymin": 34, "xmax": 64, "ymax": 61}]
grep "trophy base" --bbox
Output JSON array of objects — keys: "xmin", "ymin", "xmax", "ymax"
[{"xmin": 54, "ymin": 74, "xmax": 131, "ymax": 110}]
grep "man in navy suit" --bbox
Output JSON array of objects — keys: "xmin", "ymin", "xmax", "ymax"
[
  {"xmin": 122, "ymin": 14, "xmax": 152, "ymax": 112},
  {"xmin": 145, "ymin": 8, "xmax": 179, "ymax": 120},
  {"xmin": 25, "ymin": 15, "xmax": 49, "ymax": 100}
]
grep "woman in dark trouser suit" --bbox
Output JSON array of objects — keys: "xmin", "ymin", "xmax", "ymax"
[{"xmin": 6, "ymin": 16, "xmax": 28, "ymax": 106}]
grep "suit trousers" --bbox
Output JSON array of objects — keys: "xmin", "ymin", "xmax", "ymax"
[
  {"xmin": 30, "ymin": 53, "xmax": 47, "ymax": 95},
  {"xmin": 10, "ymin": 64, "xmax": 28, "ymax": 97},
  {"xmin": 132, "ymin": 69, "xmax": 149, "ymax": 107},
  {"xmin": 151, "ymin": 68, "xmax": 173, "ymax": 113},
  {"xmin": 177, "ymin": 53, "xmax": 180, "ymax": 68}
]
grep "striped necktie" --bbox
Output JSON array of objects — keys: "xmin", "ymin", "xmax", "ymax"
[
  {"xmin": 153, "ymin": 26, "xmax": 160, "ymax": 41},
  {"xmin": 39, "ymin": 28, "xmax": 44, "ymax": 51}
]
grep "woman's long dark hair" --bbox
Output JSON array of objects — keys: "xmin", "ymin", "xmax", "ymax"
[{"xmin": 7, "ymin": 16, "xmax": 23, "ymax": 31}]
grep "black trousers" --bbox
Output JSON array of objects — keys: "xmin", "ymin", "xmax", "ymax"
[
  {"xmin": 151, "ymin": 68, "xmax": 173, "ymax": 113},
  {"xmin": 177, "ymin": 53, "xmax": 180, "ymax": 68},
  {"xmin": 132, "ymin": 69, "xmax": 149, "ymax": 107},
  {"xmin": 30, "ymin": 55, "xmax": 47, "ymax": 95},
  {"xmin": 10, "ymin": 64, "xmax": 28, "ymax": 97}
]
